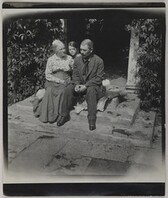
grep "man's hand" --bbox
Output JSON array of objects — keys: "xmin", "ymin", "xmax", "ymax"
[
  {"xmin": 75, "ymin": 84, "xmax": 87, "ymax": 93},
  {"xmin": 75, "ymin": 84, "xmax": 81, "ymax": 92},
  {"xmin": 79, "ymin": 85, "xmax": 87, "ymax": 92}
]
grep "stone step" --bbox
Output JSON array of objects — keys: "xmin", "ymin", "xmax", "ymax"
[
  {"xmin": 112, "ymin": 110, "xmax": 156, "ymax": 147},
  {"xmin": 70, "ymin": 108, "xmax": 155, "ymax": 148},
  {"xmin": 13, "ymin": 96, "xmax": 34, "ymax": 108},
  {"xmin": 9, "ymin": 94, "xmax": 153, "ymax": 147},
  {"xmin": 12, "ymin": 93, "xmax": 140, "ymax": 128},
  {"xmin": 72, "ymin": 93, "xmax": 140, "ymax": 128},
  {"xmin": 111, "ymin": 94, "xmax": 140, "ymax": 126}
]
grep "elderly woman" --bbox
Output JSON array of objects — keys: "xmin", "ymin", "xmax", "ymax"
[{"xmin": 33, "ymin": 39, "xmax": 73, "ymax": 123}]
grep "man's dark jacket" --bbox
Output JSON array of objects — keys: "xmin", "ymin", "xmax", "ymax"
[{"xmin": 72, "ymin": 54, "xmax": 105, "ymax": 89}]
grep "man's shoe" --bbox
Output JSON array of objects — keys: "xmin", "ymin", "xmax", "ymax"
[
  {"xmin": 89, "ymin": 125, "xmax": 96, "ymax": 131},
  {"xmin": 89, "ymin": 120, "xmax": 96, "ymax": 131},
  {"xmin": 57, "ymin": 115, "xmax": 70, "ymax": 127}
]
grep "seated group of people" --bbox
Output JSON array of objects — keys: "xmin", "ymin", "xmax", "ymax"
[{"xmin": 33, "ymin": 39, "xmax": 106, "ymax": 131}]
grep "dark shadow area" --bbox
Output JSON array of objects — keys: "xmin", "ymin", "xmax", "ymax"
[{"xmin": 67, "ymin": 17, "xmax": 130, "ymax": 79}]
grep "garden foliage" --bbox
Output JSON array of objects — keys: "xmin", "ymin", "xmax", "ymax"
[
  {"xmin": 7, "ymin": 18, "xmax": 65, "ymax": 104},
  {"xmin": 7, "ymin": 18, "xmax": 164, "ymax": 109}
]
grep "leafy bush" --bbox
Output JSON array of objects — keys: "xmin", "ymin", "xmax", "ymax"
[
  {"xmin": 126, "ymin": 19, "xmax": 163, "ymax": 109},
  {"xmin": 7, "ymin": 18, "xmax": 65, "ymax": 104}
]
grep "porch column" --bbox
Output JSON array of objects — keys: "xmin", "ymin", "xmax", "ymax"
[
  {"xmin": 126, "ymin": 26, "xmax": 140, "ymax": 92},
  {"xmin": 60, "ymin": 19, "xmax": 67, "ymax": 47}
]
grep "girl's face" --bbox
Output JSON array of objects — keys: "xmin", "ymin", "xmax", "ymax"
[{"xmin": 68, "ymin": 46, "xmax": 77, "ymax": 57}]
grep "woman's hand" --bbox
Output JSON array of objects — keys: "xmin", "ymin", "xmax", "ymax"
[
  {"xmin": 69, "ymin": 59, "xmax": 74, "ymax": 69},
  {"xmin": 59, "ymin": 78, "xmax": 71, "ymax": 86},
  {"xmin": 59, "ymin": 79, "xmax": 66, "ymax": 85}
]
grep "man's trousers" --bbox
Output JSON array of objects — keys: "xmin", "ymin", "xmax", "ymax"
[{"xmin": 60, "ymin": 84, "xmax": 105, "ymax": 121}]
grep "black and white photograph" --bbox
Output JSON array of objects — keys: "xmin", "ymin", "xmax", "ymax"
[{"xmin": 2, "ymin": 1, "xmax": 166, "ymax": 196}]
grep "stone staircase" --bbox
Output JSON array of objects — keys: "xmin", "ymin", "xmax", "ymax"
[
  {"xmin": 8, "ymin": 77, "xmax": 156, "ymax": 148},
  {"xmin": 69, "ymin": 76, "xmax": 156, "ymax": 147},
  {"xmin": 70, "ymin": 92, "xmax": 155, "ymax": 147}
]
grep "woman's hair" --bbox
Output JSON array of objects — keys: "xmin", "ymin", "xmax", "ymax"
[
  {"xmin": 68, "ymin": 41, "xmax": 78, "ymax": 49},
  {"xmin": 52, "ymin": 39, "xmax": 64, "ymax": 49}
]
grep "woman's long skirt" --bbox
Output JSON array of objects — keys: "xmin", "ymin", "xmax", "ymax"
[{"xmin": 33, "ymin": 81, "xmax": 65, "ymax": 123}]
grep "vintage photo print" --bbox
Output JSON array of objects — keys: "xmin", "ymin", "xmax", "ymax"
[{"xmin": 2, "ymin": 1, "xmax": 166, "ymax": 196}]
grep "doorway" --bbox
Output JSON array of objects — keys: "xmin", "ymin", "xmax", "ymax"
[{"xmin": 66, "ymin": 17, "xmax": 131, "ymax": 80}]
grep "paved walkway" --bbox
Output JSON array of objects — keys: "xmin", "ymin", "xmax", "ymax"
[{"xmin": 6, "ymin": 78, "xmax": 165, "ymax": 183}]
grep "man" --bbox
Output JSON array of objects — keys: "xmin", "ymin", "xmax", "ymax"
[{"xmin": 57, "ymin": 39, "xmax": 105, "ymax": 130}]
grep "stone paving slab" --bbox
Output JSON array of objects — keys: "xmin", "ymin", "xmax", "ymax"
[
  {"xmin": 45, "ymin": 139, "xmax": 92, "ymax": 175},
  {"xmin": 125, "ymin": 124, "xmax": 164, "ymax": 180},
  {"xmin": 59, "ymin": 126, "xmax": 136, "ymax": 147},
  {"xmin": 51, "ymin": 139, "xmax": 135, "ymax": 163},
  {"xmin": 67, "ymin": 117, "xmax": 112, "ymax": 134},
  {"xmin": 127, "ymin": 147, "xmax": 163, "ymax": 168},
  {"xmin": 42, "ymin": 138, "xmax": 135, "ymax": 176},
  {"xmin": 14, "ymin": 96, "xmax": 34, "ymax": 108},
  {"xmin": 44, "ymin": 155, "xmax": 92, "ymax": 176},
  {"xmin": 65, "ymin": 119, "xmax": 154, "ymax": 148},
  {"xmin": 8, "ymin": 129, "xmax": 41, "ymax": 163},
  {"xmin": 88, "ymin": 142, "xmax": 134, "ymax": 163},
  {"xmin": 7, "ymin": 128, "xmax": 135, "ymax": 176},
  {"xmin": 126, "ymin": 161, "xmax": 164, "ymax": 180},
  {"xmin": 59, "ymin": 120, "xmax": 146, "ymax": 148},
  {"xmin": 8, "ymin": 136, "xmax": 69, "ymax": 174},
  {"xmin": 85, "ymin": 158, "xmax": 130, "ymax": 176},
  {"xmin": 112, "ymin": 111, "xmax": 156, "ymax": 147},
  {"xmin": 8, "ymin": 120, "xmax": 66, "ymax": 135}
]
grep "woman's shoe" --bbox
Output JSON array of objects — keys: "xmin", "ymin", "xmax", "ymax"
[{"xmin": 57, "ymin": 115, "xmax": 70, "ymax": 127}]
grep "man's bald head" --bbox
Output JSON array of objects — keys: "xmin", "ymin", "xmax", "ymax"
[
  {"xmin": 80, "ymin": 39, "xmax": 94, "ymax": 59},
  {"xmin": 81, "ymin": 39, "xmax": 93, "ymax": 50}
]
